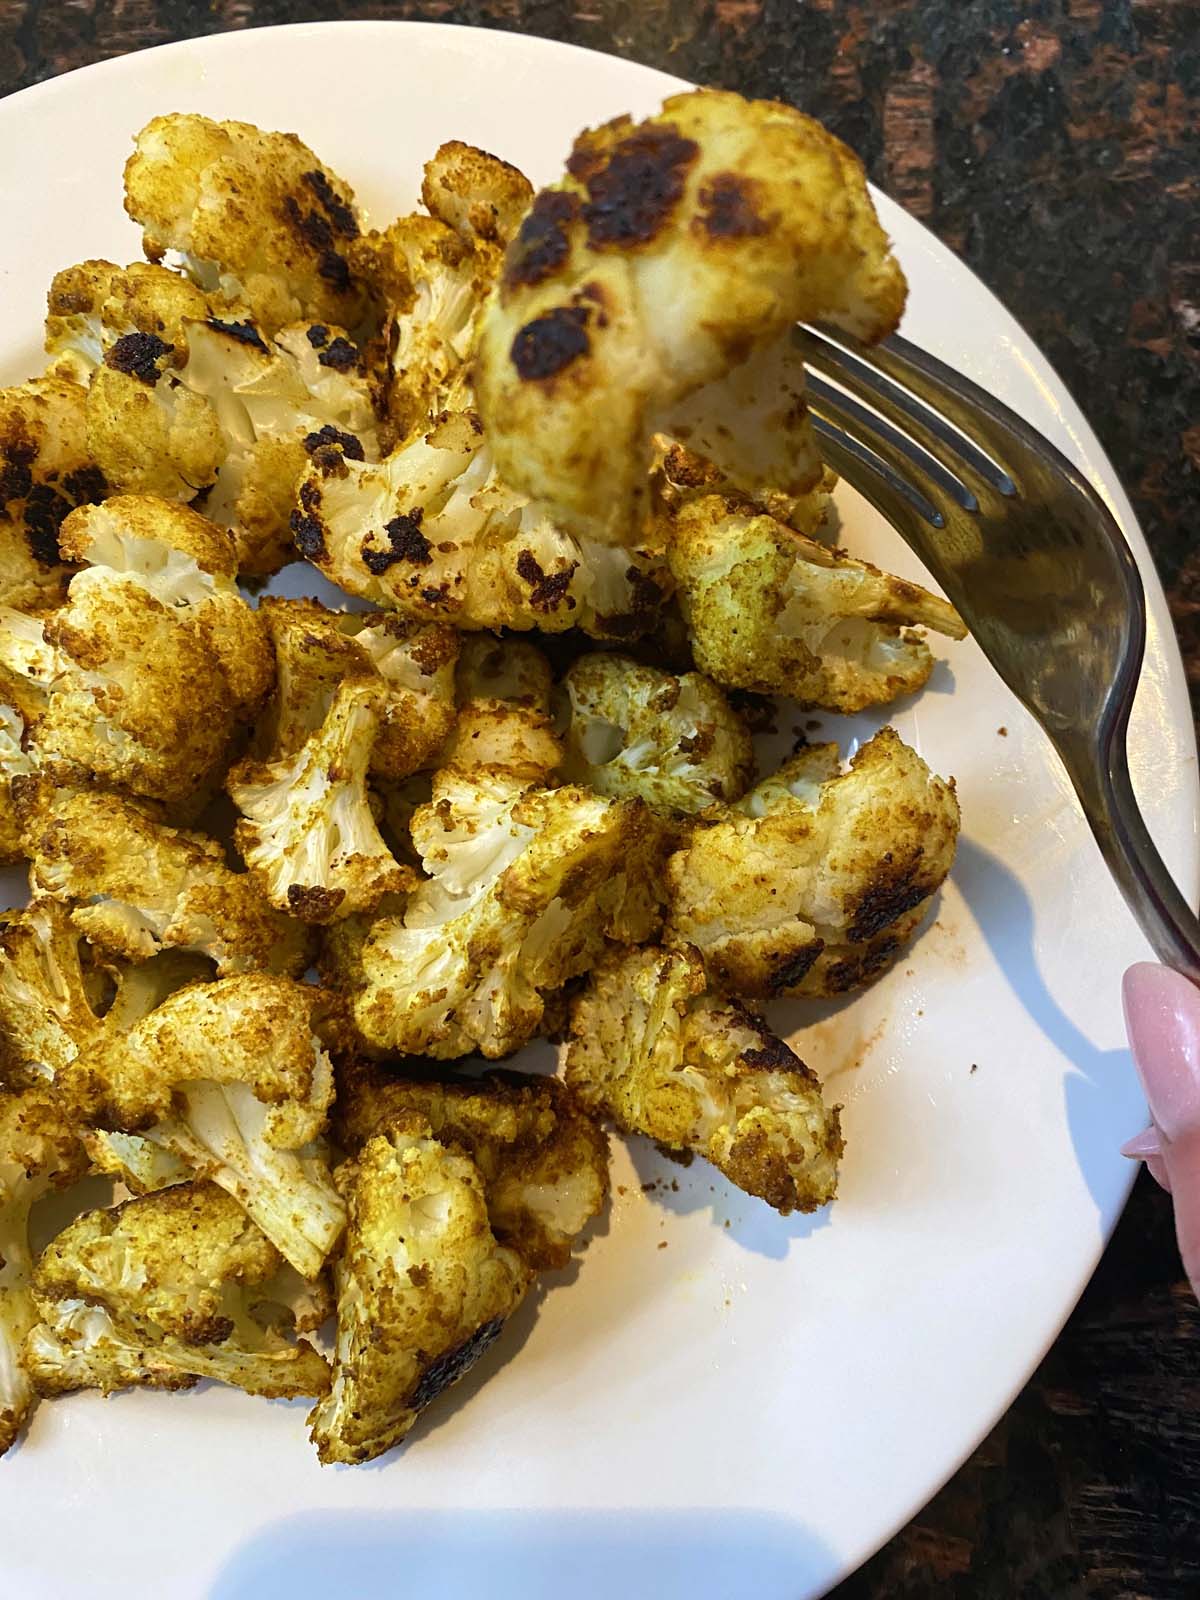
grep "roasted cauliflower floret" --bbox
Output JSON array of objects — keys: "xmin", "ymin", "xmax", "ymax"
[
  {"xmin": 257, "ymin": 596, "xmax": 457, "ymax": 779},
  {"xmin": 177, "ymin": 318, "xmax": 380, "ymax": 573},
  {"xmin": 665, "ymin": 490, "xmax": 964, "ymax": 712},
  {"xmin": 78, "ymin": 950, "xmax": 214, "ymax": 1193},
  {"xmin": 19, "ymin": 783, "xmax": 312, "ymax": 978},
  {"xmin": 4, "ymin": 496, "xmax": 267, "ymax": 806},
  {"xmin": 0, "ymin": 1084, "xmax": 86, "ymax": 1454},
  {"xmin": 566, "ymin": 944, "xmax": 842, "ymax": 1213},
  {"xmin": 58, "ymin": 495, "xmax": 273, "ymax": 718},
  {"xmin": 652, "ymin": 435, "xmax": 840, "ymax": 539},
  {"xmin": 335, "ymin": 1059, "xmax": 608, "ymax": 1270},
  {"xmin": 447, "ymin": 635, "xmax": 561, "ymax": 780},
  {"xmin": 421, "ymin": 140, "xmax": 534, "ymax": 257},
  {"xmin": 666, "ymin": 727, "xmax": 960, "ymax": 998},
  {"xmin": 124, "ymin": 113, "xmax": 370, "ymax": 336},
  {"xmin": 44, "ymin": 258, "xmax": 212, "ymax": 382},
  {"xmin": 0, "ymin": 606, "xmax": 59, "ymax": 728},
  {"xmin": 0, "ymin": 704, "xmax": 34, "ymax": 861},
  {"xmin": 352, "ymin": 141, "xmax": 532, "ymax": 441},
  {"xmin": 86, "ymin": 315, "xmax": 380, "ymax": 576},
  {"xmin": 0, "ymin": 895, "xmax": 207, "ymax": 1189},
  {"xmin": 229, "ymin": 677, "xmax": 416, "ymax": 924},
  {"xmin": 292, "ymin": 399, "xmax": 670, "ymax": 636},
  {"xmin": 559, "ymin": 652, "xmax": 753, "ymax": 813},
  {"xmin": 352, "ymin": 215, "xmax": 482, "ymax": 442},
  {"xmin": 33, "ymin": 575, "xmax": 233, "ymax": 806},
  {"xmin": 330, "ymin": 757, "xmax": 667, "ymax": 1059},
  {"xmin": 58, "ymin": 974, "xmax": 345, "ymax": 1277},
  {"xmin": 476, "ymin": 87, "xmax": 906, "ymax": 542},
  {"xmin": 84, "ymin": 331, "xmax": 223, "ymax": 505},
  {"xmin": 308, "ymin": 1123, "xmax": 530, "ymax": 1465},
  {"xmin": 0, "ymin": 377, "xmax": 107, "ymax": 611},
  {"xmin": 655, "ymin": 335, "xmax": 830, "ymax": 528},
  {"xmin": 25, "ymin": 1182, "xmax": 330, "ymax": 1401},
  {"xmin": 458, "ymin": 632, "xmax": 552, "ymax": 707},
  {"xmin": 0, "ymin": 898, "xmax": 110, "ymax": 1089}
]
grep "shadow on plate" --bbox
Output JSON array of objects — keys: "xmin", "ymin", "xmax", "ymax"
[
  {"xmin": 208, "ymin": 1506, "xmax": 839, "ymax": 1600},
  {"xmin": 953, "ymin": 835, "xmax": 1133, "ymax": 1214},
  {"xmin": 626, "ymin": 1132, "xmax": 835, "ymax": 1261}
]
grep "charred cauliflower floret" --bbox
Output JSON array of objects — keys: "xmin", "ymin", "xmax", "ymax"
[
  {"xmin": 86, "ymin": 313, "xmax": 380, "ymax": 576},
  {"xmin": 559, "ymin": 652, "xmax": 753, "ymax": 813},
  {"xmin": 476, "ymin": 87, "xmax": 906, "ymax": 543},
  {"xmin": 58, "ymin": 495, "xmax": 273, "ymax": 719},
  {"xmin": 0, "ymin": 1084, "xmax": 86, "ymax": 1455},
  {"xmin": 124, "ymin": 113, "xmax": 370, "ymax": 336},
  {"xmin": 0, "ymin": 377, "xmax": 107, "ymax": 611},
  {"xmin": 664, "ymin": 489, "xmax": 965, "ymax": 712},
  {"xmin": 331, "ymin": 756, "xmax": 667, "ymax": 1059},
  {"xmin": 257, "ymin": 596, "xmax": 457, "ymax": 779},
  {"xmin": 58, "ymin": 974, "xmax": 345, "ymax": 1277},
  {"xmin": 84, "ymin": 334, "xmax": 223, "ymax": 508},
  {"xmin": 292, "ymin": 397, "xmax": 670, "ymax": 637},
  {"xmin": 666, "ymin": 727, "xmax": 960, "ymax": 998},
  {"xmin": 24, "ymin": 1182, "xmax": 330, "ymax": 1401},
  {"xmin": 176, "ymin": 318, "xmax": 380, "ymax": 574},
  {"xmin": 335, "ymin": 1059, "xmax": 608, "ymax": 1271},
  {"xmin": 44, "ymin": 258, "xmax": 212, "ymax": 383},
  {"xmin": 228, "ymin": 677, "xmax": 417, "ymax": 924},
  {"xmin": 308, "ymin": 1122, "xmax": 530, "ymax": 1465},
  {"xmin": 19, "ymin": 783, "xmax": 312, "ymax": 978},
  {"xmin": 566, "ymin": 944, "xmax": 842, "ymax": 1213}
]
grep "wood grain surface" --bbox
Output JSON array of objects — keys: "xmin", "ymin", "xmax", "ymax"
[{"xmin": 2, "ymin": 2, "xmax": 1198, "ymax": 1594}]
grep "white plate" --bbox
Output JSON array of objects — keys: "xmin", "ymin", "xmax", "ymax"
[{"xmin": 2, "ymin": 22, "xmax": 1196, "ymax": 1600}]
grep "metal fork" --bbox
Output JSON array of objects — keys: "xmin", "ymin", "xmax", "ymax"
[{"xmin": 794, "ymin": 323, "xmax": 1200, "ymax": 984}]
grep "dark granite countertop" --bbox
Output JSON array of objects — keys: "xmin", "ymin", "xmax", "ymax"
[{"xmin": 2, "ymin": 1, "xmax": 1198, "ymax": 1593}]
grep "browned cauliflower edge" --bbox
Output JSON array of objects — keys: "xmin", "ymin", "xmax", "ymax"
[
  {"xmin": 309, "ymin": 1121, "xmax": 530, "ymax": 1465},
  {"xmin": 566, "ymin": 943, "xmax": 842, "ymax": 1214},
  {"xmin": 666, "ymin": 727, "xmax": 961, "ymax": 998}
]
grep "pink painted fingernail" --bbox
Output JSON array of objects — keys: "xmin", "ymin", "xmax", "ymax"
[
  {"xmin": 1123, "ymin": 963, "xmax": 1200, "ymax": 1285},
  {"xmin": 1120, "ymin": 1126, "xmax": 1162, "ymax": 1159},
  {"xmin": 1122, "ymin": 963, "xmax": 1200, "ymax": 1141},
  {"xmin": 1119, "ymin": 1128, "xmax": 1170, "ymax": 1189}
]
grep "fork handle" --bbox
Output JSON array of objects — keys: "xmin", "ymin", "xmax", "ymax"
[{"xmin": 1073, "ymin": 731, "xmax": 1200, "ymax": 987}]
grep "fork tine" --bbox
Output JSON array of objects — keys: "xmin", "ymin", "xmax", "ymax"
[
  {"xmin": 807, "ymin": 408, "xmax": 949, "ymax": 530},
  {"xmin": 804, "ymin": 378, "xmax": 973, "ymax": 551},
  {"xmin": 804, "ymin": 369, "xmax": 977, "ymax": 515},
  {"xmin": 797, "ymin": 326, "xmax": 1016, "ymax": 500}
]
